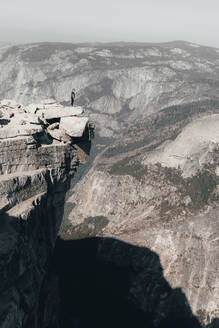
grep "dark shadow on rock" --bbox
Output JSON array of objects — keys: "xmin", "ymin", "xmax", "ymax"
[
  {"xmin": 76, "ymin": 139, "xmax": 91, "ymax": 156},
  {"xmin": 72, "ymin": 135, "xmax": 91, "ymax": 156},
  {"xmin": 0, "ymin": 197, "xmax": 66, "ymax": 328},
  {"xmin": 207, "ymin": 319, "xmax": 219, "ymax": 328},
  {"xmin": 0, "ymin": 118, "xmax": 10, "ymax": 126},
  {"xmin": 1, "ymin": 210, "xmax": 218, "ymax": 328},
  {"xmin": 53, "ymin": 237, "xmax": 214, "ymax": 328}
]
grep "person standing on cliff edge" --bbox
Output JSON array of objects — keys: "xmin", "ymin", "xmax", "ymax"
[{"xmin": 71, "ymin": 88, "xmax": 76, "ymax": 106}]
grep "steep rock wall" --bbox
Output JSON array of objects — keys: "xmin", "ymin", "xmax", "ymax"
[{"xmin": 0, "ymin": 100, "xmax": 92, "ymax": 327}]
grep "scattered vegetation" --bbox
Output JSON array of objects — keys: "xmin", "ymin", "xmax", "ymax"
[
  {"xmin": 108, "ymin": 157, "xmax": 147, "ymax": 181},
  {"xmin": 163, "ymin": 165, "xmax": 218, "ymax": 211},
  {"xmin": 159, "ymin": 200, "xmax": 171, "ymax": 220},
  {"xmin": 62, "ymin": 202, "xmax": 76, "ymax": 222},
  {"xmin": 59, "ymin": 216, "xmax": 109, "ymax": 240},
  {"xmin": 206, "ymin": 319, "xmax": 219, "ymax": 328},
  {"xmin": 158, "ymin": 198, "xmax": 183, "ymax": 221},
  {"xmin": 104, "ymin": 99, "xmax": 219, "ymax": 158},
  {"xmin": 196, "ymin": 309, "xmax": 209, "ymax": 326},
  {"xmin": 185, "ymin": 171, "xmax": 217, "ymax": 209}
]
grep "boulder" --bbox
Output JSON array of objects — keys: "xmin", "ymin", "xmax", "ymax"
[
  {"xmin": 0, "ymin": 114, "xmax": 43, "ymax": 139},
  {"xmin": 0, "ymin": 123, "xmax": 43, "ymax": 139},
  {"xmin": 36, "ymin": 106, "xmax": 84, "ymax": 120},
  {"xmin": 15, "ymin": 113, "xmax": 42, "ymax": 125},
  {"xmin": 47, "ymin": 122, "xmax": 59, "ymax": 130},
  {"xmin": 26, "ymin": 103, "xmax": 38, "ymax": 115},
  {"xmin": 0, "ymin": 101, "xmax": 26, "ymax": 119},
  {"xmin": 59, "ymin": 117, "xmax": 89, "ymax": 137},
  {"xmin": 40, "ymin": 99, "xmax": 57, "ymax": 105},
  {"xmin": 48, "ymin": 129, "xmax": 65, "ymax": 142}
]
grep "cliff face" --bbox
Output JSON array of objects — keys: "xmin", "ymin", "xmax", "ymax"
[{"xmin": 0, "ymin": 100, "xmax": 92, "ymax": 327}]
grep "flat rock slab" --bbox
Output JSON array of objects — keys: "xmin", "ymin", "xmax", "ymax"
[
  {"xmin": 14, "ymin": 113, "xmax": 42, "ymax": 125},
  {"xmin": 0, "ymin": 123, "xmax": 43, "ymax": 139},
  {"xmin": 0, "ymin": 99, "xmax": 20, "ymax": 107},
  {"xmin": 48, "ymin": 128, "xmax": 65, "ymax": 141},
  {"xmin": 0, "ymin": 113, "xmax": 44, "ymax": 139},
  {"xmin": 36, "ymin": 106, "xmax": 84, "ymax": 120},
  {"xmin": 60, "ymin": 116, "xmax": 89, "ymax": 137},
  {"xmin": 0, "ymin": 102, "xmax": 26, "ymax": 118},
  {"xmin": 0, "ymin": 114, "xmax": 44, "ymax": 139},
  {"xmin": 40, "ymin": 99, "xmax": 57, "ymax": 105}
]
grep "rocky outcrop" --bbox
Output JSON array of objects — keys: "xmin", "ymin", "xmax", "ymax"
[{"xmin": 0, "ymin": 99, "xmax": 93, "ymax": 327}]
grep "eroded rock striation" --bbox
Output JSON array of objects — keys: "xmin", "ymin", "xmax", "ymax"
[{"xmin": 0, "ymin": 99, "xmax": 93, "ymax": 327}]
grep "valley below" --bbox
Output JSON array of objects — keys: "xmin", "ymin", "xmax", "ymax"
[{"xmin": 0, "ymin": 41, "xmax": 219, "ymax": 327}]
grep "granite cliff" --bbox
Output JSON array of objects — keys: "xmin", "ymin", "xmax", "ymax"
[{"xmin": 0, "ymin": 99, "xmax": 93, "ymax": 327}]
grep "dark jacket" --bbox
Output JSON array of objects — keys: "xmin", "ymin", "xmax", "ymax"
[{"xmin": 71, "ymin": 91, "xmax": 76, "ymax": 100}]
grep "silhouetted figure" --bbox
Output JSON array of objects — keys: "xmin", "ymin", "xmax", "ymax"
[{"xmin": 71, "ymin": 88, "xmax": 76, "ymax": 106}]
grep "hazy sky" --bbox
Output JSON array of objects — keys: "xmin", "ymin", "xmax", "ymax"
[{"xmin": 0, "ymin": 0, "xmax": 219, "ymax": 47}]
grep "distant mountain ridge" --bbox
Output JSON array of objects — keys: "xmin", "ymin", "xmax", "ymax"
[{"xmin": 1, "ymin": 40, "xmax": 219, "ymax": 138}]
